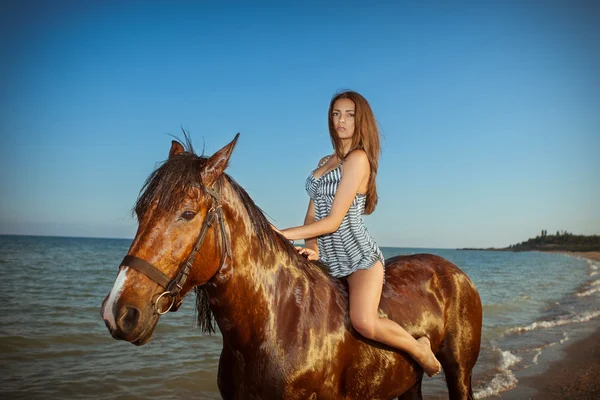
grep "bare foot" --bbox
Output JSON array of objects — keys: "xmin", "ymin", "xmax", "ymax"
[{"xmin": 416, "ymin": 337, "xmax": 441, "ymax": 377}]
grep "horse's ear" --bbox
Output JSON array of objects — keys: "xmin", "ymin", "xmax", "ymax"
[
  {"xmin": 202, "ymin": 133, "xmax": 240, "ymax": 187},
  {"xmin": 169, "ymin": 141, "xmax": 185, "ymax": 159}
]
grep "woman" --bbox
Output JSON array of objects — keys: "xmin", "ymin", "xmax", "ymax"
[{"xmin": 275, "ymin": 90, "xmax": 441, "ymax": 377}]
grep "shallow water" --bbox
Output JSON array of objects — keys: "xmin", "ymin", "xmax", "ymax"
[{"xmin": 0, "ymin": 235, "xmax": 598, "ymax": 399}]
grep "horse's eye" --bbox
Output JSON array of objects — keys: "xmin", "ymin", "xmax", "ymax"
[{"xmin": 180, "ymin": 211, "xmax": 196, "ymax": 221}]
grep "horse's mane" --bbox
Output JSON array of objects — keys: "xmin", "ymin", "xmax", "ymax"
[
  {"xmin": 133, "ymin": 133, "xmax": 344, "ymax": 334},
  {"xmin": 196, "ymin": 174, "xmax": 346, "ymax": 334},
  {"xmin": 134, "ymin": 134, "xmax": 205, "ymax": 218}
]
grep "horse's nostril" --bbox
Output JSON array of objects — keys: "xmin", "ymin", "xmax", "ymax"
[{"xmin": 117, "ymin": 307, "xmax": 140, "ymax": 333}]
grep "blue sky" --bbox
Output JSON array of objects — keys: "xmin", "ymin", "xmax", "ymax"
[{"xmin": 1, "ymin": 1, "xmax": 598, "ymax": 248}]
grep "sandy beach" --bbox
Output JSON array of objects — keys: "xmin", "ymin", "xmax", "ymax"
[
  {"xmin": 505, "ymin": 251, "xmax": 600, "ymax": 399},
  {"xmin": 523, "ymin": 326, "xmax": 600, "ymax": 399},
  {"xmin": 549, "ymin": 251, "xmax": 600, "ymax": 262},
  {"xmin": 567, "ymin": 251, "xmax": 600, "ymax": 262}
]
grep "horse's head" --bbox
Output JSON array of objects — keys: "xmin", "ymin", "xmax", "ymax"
[{"xmin": 101, "ymin": 134, "xmax": 239, "ymax": 345}]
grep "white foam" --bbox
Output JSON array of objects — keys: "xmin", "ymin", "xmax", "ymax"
[
  {"xmin": 505, "ymin": 310, "xmax": 600, "ymax": 334},
  {"xmin": 578, "ymin": 287, "xmax": 600, "ymax": 297},
  {"xmin": 577, "ymin": 279, "xmax": 600, "ymax": 297},
  {"xmin": 474, "ymin": 349, "xmax": 521, "ymax": 399},
  {"xmin": 500, "ymin": 350, "xmax": 521, "ymax": 369},
  {"xmin": 531, "ymin": 332, "xmax": 569, "ymax": 364},
  {"xmin": 587, "ymin": 260, "xmax": 599, "ymax": 276},
  {"xmin": 532, "ymin": 348, "xmax": 543, "ymax": 364}
]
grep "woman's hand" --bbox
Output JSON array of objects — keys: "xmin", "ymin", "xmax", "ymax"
[
  {"xmin": 270, "ymin": 223, "xmax": 283, "ymax": 235},
  {"xmin": 295, "ymin": 246, "xmax": 319, "ymax": 261}
]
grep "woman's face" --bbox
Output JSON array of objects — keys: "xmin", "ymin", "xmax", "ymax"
[{"xmin": 332, "ymin": 98, "xmax": 355, "ymax": 140}]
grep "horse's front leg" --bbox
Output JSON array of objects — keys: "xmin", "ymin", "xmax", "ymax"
[{"xmin": 217, "ymin": 347, "xmax": 245, "ymax": 400}]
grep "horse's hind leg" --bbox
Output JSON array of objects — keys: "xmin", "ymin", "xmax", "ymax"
[
  {"xmin": 436, "ymin": 273, "xmax": 482, "ymax": 400},
  {"xmin": 438, "ymin": 360, "xmax": 473, "ymax": 400},
  {"xmin": 397, "ymin": 374, "xmax": 423, "ymax": 400},
  {"xmin": 437, "ymin": 330, "xmax": 480, "ymax": 400}
]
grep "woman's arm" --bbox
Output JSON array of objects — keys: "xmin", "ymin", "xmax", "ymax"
[
  {"xmin": 303, "ymin": 199, "xmax": 318, "ymax": 252},
  {"xmin": 281, "ymin": 150, "xmax": 369, "ymax": 241}
]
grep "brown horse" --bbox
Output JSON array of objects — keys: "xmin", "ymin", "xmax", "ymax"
[{"xmin": 101, "ymin": 134, "xmax": 482, "ymax": 400}]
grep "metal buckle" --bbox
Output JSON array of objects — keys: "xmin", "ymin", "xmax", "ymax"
[{"xmin": 155, "ymin": 291, "xmax": 175, "ymax": 315}]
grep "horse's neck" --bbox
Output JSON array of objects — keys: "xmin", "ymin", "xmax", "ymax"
[
  {"xmin": 207, "ymin": 183, "xmax": 343, "ymax": 348},
  {"xmin": 208, "ymin": 256, "xmax": 297, "ymax": 346}
]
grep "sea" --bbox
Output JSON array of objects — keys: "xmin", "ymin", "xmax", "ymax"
[{"xmin": 1, "ymin": 234, "xmax": 598, "ymax": 399}]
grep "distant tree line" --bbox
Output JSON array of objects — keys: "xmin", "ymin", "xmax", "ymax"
[{"xmin": 507, "ymin": 230, "xmax": 600, "ymax": 252}]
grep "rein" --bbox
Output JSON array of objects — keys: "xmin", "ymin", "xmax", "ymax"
[{"xmin": 119, "ymin": 181, "xmax": 231, "ymax": 315}]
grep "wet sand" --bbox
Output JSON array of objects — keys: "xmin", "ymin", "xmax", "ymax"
[
  {"xmin": 522, "ymin": 326, "xmax": 600, "ymax": 399},
  {"xmin": 507, "ymin": 251, "xmax": 600, "ymax": 399}
]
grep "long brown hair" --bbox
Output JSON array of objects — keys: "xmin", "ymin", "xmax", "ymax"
[{"xmin": 328, "ymin": 90, "xmax": 381, "ymax": 214}]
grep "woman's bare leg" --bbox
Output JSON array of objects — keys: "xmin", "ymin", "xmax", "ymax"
[{"xmin": 347, "ymin": 262, "xmax": 441, "ymax": 377}]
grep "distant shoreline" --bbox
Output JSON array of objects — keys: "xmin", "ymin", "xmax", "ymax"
[{"xmin": 458, "ymin": 233, "xmax": 600, "ymax": 253}]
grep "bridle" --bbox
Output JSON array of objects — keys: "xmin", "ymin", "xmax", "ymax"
[{"xmin": 119, "ymin": 181, "xmax": 231, "ymax": 315}]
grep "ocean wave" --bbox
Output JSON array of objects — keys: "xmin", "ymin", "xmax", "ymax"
[
  {"xmin": 577, "ymin": 287, "xmax": 600, "ymax": 297},
  {"xmin": 531, "ymin": 332, "xmax": 570, "ymax": 364},
  {"xmin": 577, "ymin": 279, "xmax": 600, "ymax": 297},
  {"xmin": 586, "ymin": 260, "xmax": 599, "ymax": 276},
  {"xmin": 474, "ymin": 349, "xmax": 521, "ymax": 399},
  {"xmin": 505, "ymin": 310, "xmax": 600, "ymax": 334},
  {"xmin": 531, "ymin": 348, "xmax": 542, "ymax": 365}
]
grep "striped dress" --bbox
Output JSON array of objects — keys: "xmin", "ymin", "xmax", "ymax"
[{"xmin": 305, "ymin": 155, "xmax": 385, "ymax": 278}]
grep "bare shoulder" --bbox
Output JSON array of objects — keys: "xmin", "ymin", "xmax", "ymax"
[
  {"xmin": 342, "ymin": 150, "xmax": 370, "ymax": 182},
  {"xmin": 344, "ymin": 149, "xmax": 369, "ymax": 169}
]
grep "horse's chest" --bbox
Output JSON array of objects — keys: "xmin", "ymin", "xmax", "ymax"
[
  {"xmin": 219, "ymin": 330, "xmax": 416, "ymax": 400},
  {"xmin": 218, "ymin": 343, "xmax": 340, "ymax": 398}
]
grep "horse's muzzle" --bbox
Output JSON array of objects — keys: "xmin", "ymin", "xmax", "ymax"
[
  {"xmin": 115, "ymin": 306, "xmax": 140, "ymax": 335},
  {"xmin": 101, "ymin": 296, "xmax": 156, "ymax": 345}
]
